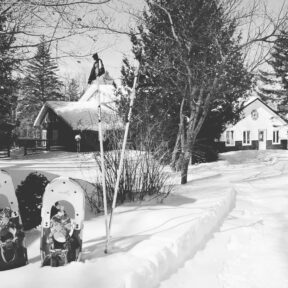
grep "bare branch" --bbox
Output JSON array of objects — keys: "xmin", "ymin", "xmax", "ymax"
[
  {"xmin": 150, "ymin": 1, "xmax": 181, "ymax": 45},
  {"xmin": 30, "ymin": 0, "xmax": 111, "ymax": 7}
]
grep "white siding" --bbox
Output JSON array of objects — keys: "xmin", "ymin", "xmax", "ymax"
[{"xmin": 221, "ymin": 99, "xmax": 288, "ymax": 144}]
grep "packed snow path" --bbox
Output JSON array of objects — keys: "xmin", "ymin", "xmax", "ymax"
[{"xmin": 160, "ymin": 151, "xmax": 288, "ymax": 288}]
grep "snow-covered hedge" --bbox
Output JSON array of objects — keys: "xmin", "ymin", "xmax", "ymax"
[
  {"xmin": 90, "ymin": 150, "xmax": 171, "ymax": 212},
  {"xmin": 123, "ymin": 188, "xmax": 236, "ymax": 288},
  {"xmin": 16, "ymin": 172, "xmax": 49, "ymax": 230}
]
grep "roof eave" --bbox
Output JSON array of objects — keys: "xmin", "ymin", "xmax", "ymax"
[{"xmin": 33, "ymin": 104, "xmax": 48, "ymax": 127}]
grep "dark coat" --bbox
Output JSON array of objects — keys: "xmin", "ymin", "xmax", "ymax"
[{"xmin": 88, "ymin": 61, "xmax": 99, "ymax": 84}]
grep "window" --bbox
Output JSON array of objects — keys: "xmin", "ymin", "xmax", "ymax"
[
  {"xmin": 243, "ymin": 131, "xmax": 251, "ymax": 145},
  {"xmin": 251, "ymin": 109, "xmax": 259, "ymax": 120},
  {"xmin": 273, "ymin": 130, "xmax": 280, "ymax": 144},
  {"xmin": 226, "ymin": 130, "xmax": 234, "ymax": 146},
  {"xmin": 41, "ymin": 130, "xmax": 47, "ymax": 147}
]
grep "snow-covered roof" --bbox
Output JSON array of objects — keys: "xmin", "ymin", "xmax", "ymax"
[
  {"xmin": 34, "ymin": 72, "xmax": 121, "ymax": 131},
  {"xmin": 79, "ymin": 84, "xmax": 116, "ymax": 103},
  {"xmin": 34, "ymin": 100, "xmax": 123, "ymax": 131}
]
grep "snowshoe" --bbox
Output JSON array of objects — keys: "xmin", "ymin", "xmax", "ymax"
[
  {"xmin": 40, "ymin": 177, "xmax": 85, "ymax": 267},
  {"xmin": 0, "ymin": 170, "xmax": 28, "ymax": 270}
]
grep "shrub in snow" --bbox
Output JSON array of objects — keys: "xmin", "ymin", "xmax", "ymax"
[
  {"xmin": 191, "ymin": 141, "xmax": 219, "ymax": 164},
  {"xmin": 172, "ymin": 141, "xmax": 218, "ymax": 171},
  {"xmin": 85, "ymin": 182, "xmax": 104, "ymax": 214},
  {"xmin": 91, "ymin": 131, "xmax": 171, "ymax": 212},
  {"xmin": 101, "ymin": 150, "xmax": 170, "ymax": 203},
  {"xmin": 16, "ymin": 172, "xmax": 49, "ymax": 230}
]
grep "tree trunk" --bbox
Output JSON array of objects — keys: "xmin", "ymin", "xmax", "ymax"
[
  {"xmin": 171, "ymin": 98, "xmax": 186, "ymax": 171},
  {"xmin": 171, "ymin": 129, "xmax": 181, "ymax": 171},
  {"xmin": 180, "ymin": 152, "xmax": 190, "ymax": 184}
]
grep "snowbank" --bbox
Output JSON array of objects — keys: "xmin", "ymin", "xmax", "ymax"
[
  {"xmin": 1, "ymin": 179, "xmax": 235, "ymax": 288},
  {"xmin": 160, "ymin": 171, "xmax": 288, "ymax": 287},
  {"xmin": 122, "ymin": 188, "xmax": 236, "ymax": 288},
  {"xmin": 21, "ymin": 186, "xmax": 234, "ymax": 288}
]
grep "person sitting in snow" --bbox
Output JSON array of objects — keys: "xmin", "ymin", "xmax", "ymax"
[{"xmin": 87, "ymin": 52, "xmax": 105, "ymax": 84}]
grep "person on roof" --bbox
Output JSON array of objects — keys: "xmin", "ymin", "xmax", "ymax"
[{"xmin": 88, "ymin": 53, "xmax": 105, "ymax": 84}]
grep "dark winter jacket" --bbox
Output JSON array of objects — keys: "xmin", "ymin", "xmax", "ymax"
[{"xmin": 88, "ymin": 61, "xmax": 100, "ymax": 84}]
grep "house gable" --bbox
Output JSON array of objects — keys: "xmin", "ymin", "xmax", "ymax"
[{"xmin": 241, "ymin": 98, "xmax": 286, "ymax": 125}]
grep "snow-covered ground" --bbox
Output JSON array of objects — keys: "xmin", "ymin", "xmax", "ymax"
[
  {"xmin": 1, "ymin": 149, "xmax": 288, "ymax": 287},
  {"xmin": 161, "ymin": 150, "xmax": 288, "ymax": 288}
]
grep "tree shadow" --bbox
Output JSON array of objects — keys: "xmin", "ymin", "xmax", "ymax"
[
  {"xmin": 81, "ymin": 235, "xmax": 150, "ymax": 261},
  {"xmin": 81, "ymin": 195, "xmax": 200, "ymax": 260},
  {"xmin": 25, "ymin": 229, "xmax": 41, "ymax": 246},
  {"xmin": 118, "ymin": 194, "xmax": 198, "ymax": 211},
  {"xmin": 28, "ymin": 255, "xmax": 41, "ymax": 264}
]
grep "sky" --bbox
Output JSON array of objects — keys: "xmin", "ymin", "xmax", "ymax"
[
  {"xmin": 53, "ymin": 0, "xmax": 146, "ymax": 87},
  {"xmin": 52, "ymin": 0, "xmax": 287, "ymax": 88}
]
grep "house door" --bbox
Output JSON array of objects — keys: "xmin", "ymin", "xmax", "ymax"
[
  {"xmin": 258, "ymin": 130, "xmax": 266, "ymax": 150},
  {"xmin": 52, "ymin": 129, "xmax": 59, "ymax": 146}
]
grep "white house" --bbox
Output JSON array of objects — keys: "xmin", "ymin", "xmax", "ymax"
[{"xmin": 219, "ymin": 98, "xmax": 288, "ymax": 151}]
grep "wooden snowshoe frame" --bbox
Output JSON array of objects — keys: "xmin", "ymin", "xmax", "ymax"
[
  {"xmin": 0, "ymin": 170, "xmax": 27, "ymax": 270},
  {"xmin": 0, "ymin": 170, "xmax": 19, "ymax": 217},
  {"xmin": 41, "ymin": 177, "xmax": 85, "ymax": 230},
  {"xmin": 41, "ymin": 177, "xmax": 85, "ymax": 266}
]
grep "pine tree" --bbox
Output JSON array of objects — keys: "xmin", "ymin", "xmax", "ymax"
[
  {"xmin": 66, "ymin": 78, "xmax": 80, "ymax": 101},
  {"xmin": 256, "ymin": 70, "xmax": 285, "ymax": 107},
  {"xmin": 269, "ymin": 30, "xmax": 288, "ymax": 92},
  {"xmin": 256, "ymin": 30, "xmax": 288, "ymax": 111},
  {"xmin": 19, "ymin": 36, "xmax": 64, "ymax": 121},
  {"xmin": 0, "ymin": 11, "xmax": 18, "ymax": 125}
]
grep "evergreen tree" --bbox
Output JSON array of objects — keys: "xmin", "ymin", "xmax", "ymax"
[
  {"xmin": 118, "ymin": 0, "xmax": 251, "ymax": 179},
  {"xmin": 66, "ymin": 78, "xmax": 80, "ymax": 101},
  {"xmin": 256, "ymin": 30, "xmax": 288, "ymax": 110},
  {"xmin": 0, "ymin": 11, "xmax": 18, "ymax": 125},
  {"xmin": 269, "ymin": 30, "xmax": 288, "ymax": 92},
  {"xmin": 18, "ymin": 36, "xmax": 64, "ymax": 121},
  {"xmin": 256, "ymin": 70, "xmax": 284, "ymax": 107}
]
